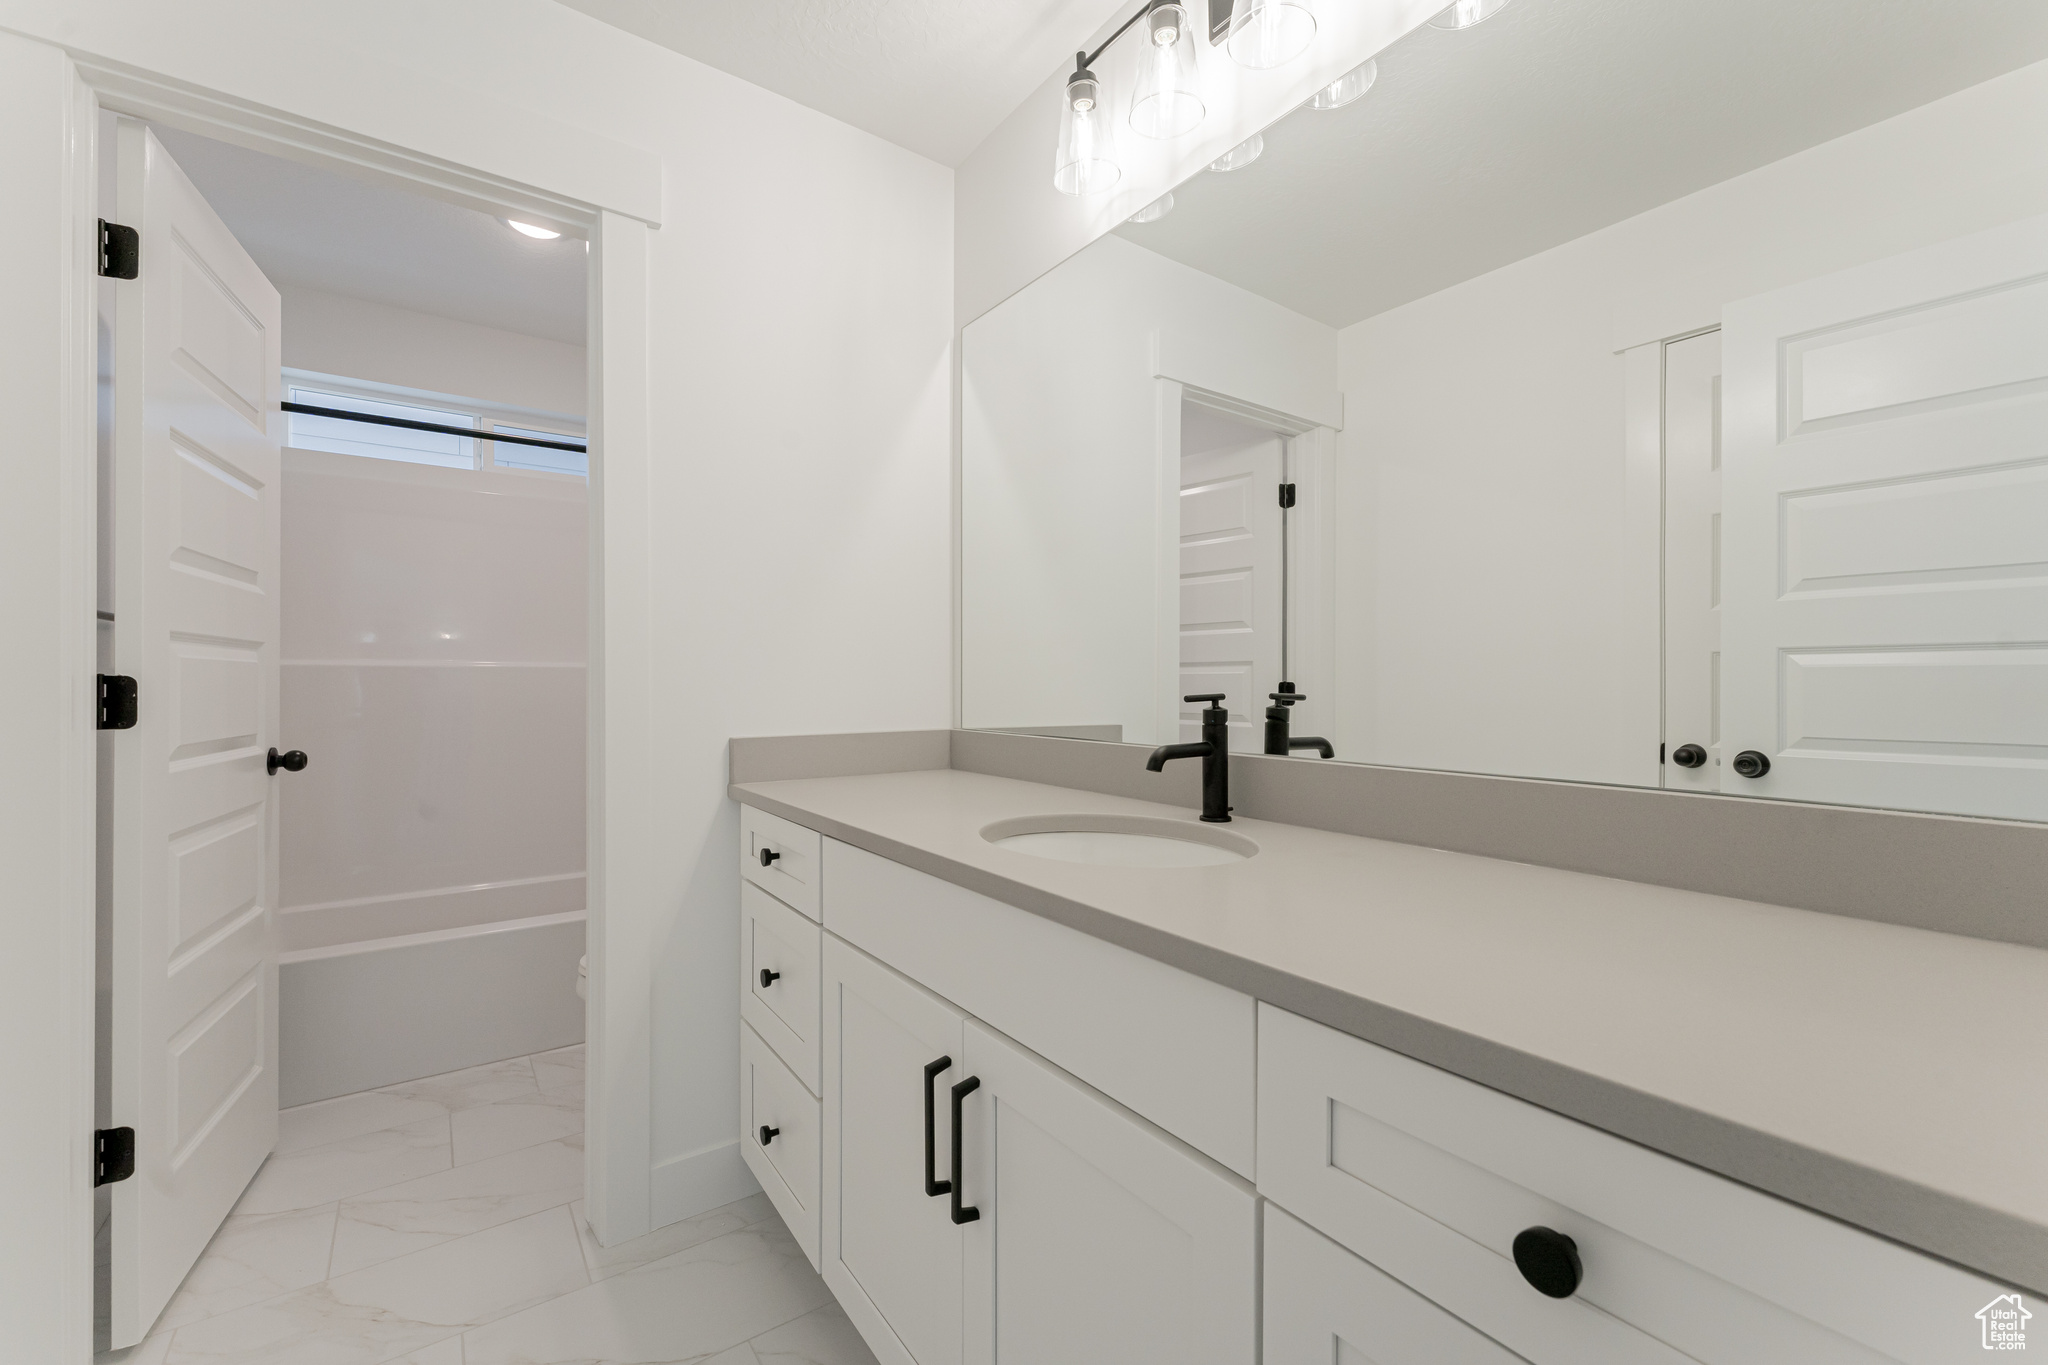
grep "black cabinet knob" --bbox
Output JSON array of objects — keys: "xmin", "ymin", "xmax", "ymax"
[
  {"xmin": 759, "ymin": 968, "xmax": 781, "ymax": 989},
  {"xmin": 1512, "ymin": 1226, "xmax": 1582, "ymax": 1298},
  {"xmin": 758, "ymin": 848, "xmax": 780, "ymax": 867},
  {"xmin": 758, "ymin": 1125, "xmax": 779, "ymax": 1147},
  {"xmin": 1670, "ymin": 743, "xmax": 1707, "ymax": 769},
  {"xmin": 1731, "ymin": 750, "xmax": 1771, "ymax": 779},
  {"xmin": 267, "ymin": 748, "xmax": 308, "ymax": 775}
]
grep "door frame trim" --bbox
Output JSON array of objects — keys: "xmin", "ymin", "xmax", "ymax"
[{"xmin": 26, "ymin": 44, "xmax": 655, "ymax": 1354}]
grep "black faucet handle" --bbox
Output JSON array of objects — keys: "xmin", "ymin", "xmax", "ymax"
[{"xmin": 1183, "ymin": 693, "xmax": 1227, "ymax": 705}]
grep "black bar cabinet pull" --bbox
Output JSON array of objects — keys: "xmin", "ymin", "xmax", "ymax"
[
  {"xmin": 923, "ymin": 1057, "xmax": 953, "ymax": 1197},
  {"xmin": 949, "ymin": 1076, "xmax": 981, "ymax": 1224}
]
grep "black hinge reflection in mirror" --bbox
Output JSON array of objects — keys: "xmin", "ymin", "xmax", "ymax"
[
  {"xmin": 95, "ymin": 1127, "xmax": 135, "ymax": 1186},
  {"xmin": 98, "ymin": 674, "xmax": 138, "ymax": 730},
  {"xmin": 1278, "ymin": 483, "xmax": 1297, "ymax": 509},
  {"xmin": 98, "ymin": 220, "xmax": 139, "ymax": 279}
]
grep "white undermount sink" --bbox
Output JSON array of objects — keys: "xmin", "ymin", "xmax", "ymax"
[{"xmin": 981, "ymin": 814, "xmax": 1257, "ymax": 868}]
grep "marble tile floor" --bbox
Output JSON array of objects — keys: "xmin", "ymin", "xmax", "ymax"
[{"xmin": 98, "ymin": 1045, "xmax": 878, "ymax": 1365}]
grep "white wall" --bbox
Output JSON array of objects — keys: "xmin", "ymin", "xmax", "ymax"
[
  {"xmin": 962, "ymin": 233, "xmax": 1335, "ymax": 746},
  {"xmin": 1334, "ymin": 58, "xmax": 2048, "ymax": 786},
  {"xmin": 281, "ymin": 285, "xmax": 586, "ymax": 418},
  {"xmin": 281, "ymin": 448, "xmax": 587, "ymax": 946},
  {"xmin": 0, "ymin": 0, "xmax": 953, "ymax": 1319}
]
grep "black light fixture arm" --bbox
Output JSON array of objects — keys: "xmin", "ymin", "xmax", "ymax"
[{"xmin": 1079, "ymin": 0, "xmax": 1180, "ymax": 73}]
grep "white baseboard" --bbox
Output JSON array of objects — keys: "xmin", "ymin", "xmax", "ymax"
[{"xmin": 649, "ymin": 1139, "xmax": 762, "ymax": 1231}]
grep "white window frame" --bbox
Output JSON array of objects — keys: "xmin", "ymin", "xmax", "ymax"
[{"xmin": 284, "ymin": 367, "xmax": 588, "ymax": 478}]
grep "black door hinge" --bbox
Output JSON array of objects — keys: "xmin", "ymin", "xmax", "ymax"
[
  {"xmin": 98, "ymin": 219, "xmax": 139, "ymax": 279},
  {"xmin": 1278, "ymin": 483, "xmax": 1297, "ymax": 509},
  {"xmin": 1659, "ymin": 743, "xmax": 1666, "ymax": 764},
  {"xmin": 98, "ymin": 674, "xmax": 138, "ymax": 730},
  {"xmin": 95, "ymin": 1127, "xmax": 135, "ymax": 1186}
]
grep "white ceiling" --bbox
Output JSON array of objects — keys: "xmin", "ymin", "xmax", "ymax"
[
  {"xmin": 550, "ymin": 0, "xmax": 1132, "ymax": 165},
  {"xmin": 1116, "ymin": 0, "xmax": 2048, "ymax": 330},
  {"xmin": 153, "ymin": 127, "xmax": 589, "ymax": 345}
]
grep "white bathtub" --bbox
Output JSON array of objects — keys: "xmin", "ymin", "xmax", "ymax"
[{"xmin": 279, "ymin": 911, "xmax": 586, "ymax": 1106}]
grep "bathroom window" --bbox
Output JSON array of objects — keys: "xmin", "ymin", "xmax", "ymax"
[
  {"xmin": 284, "ymin": 372, "xmax": 588, "ymax": 477},
  {"xmin": 489, "ymin": 423, "xmax": 588, "ymax": 477},
  {"xmin": 287, "ymin": 386, "xmax": 477, "ymax": 469}
]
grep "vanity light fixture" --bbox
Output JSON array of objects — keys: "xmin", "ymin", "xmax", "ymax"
[
  {"xmin": 1054, "ymin": 57, "xmax": 1123, "ymax": 195},
  {"xmin": 1221, "ymin": 0, "xmax": 1317, "ymax": 70},
  {"xmin": 1428, "ymin": 0, "xmax": 1513, "ymax": 29},
  {"xmin": 1308, "ymin": 58, "xmax": 1377, "ymax": 110},
  {"xmin": 1129, "ymin": 3, "xmax": 1206, "ymax": 139},
  {"xmin": 1209, "ymin": 133, "xmax": 1265, "ymax": 172},
  {"xmin": 1128, "ymin": 193, "xmax": 1176, "ymax": 223},
  {"xmin": 505, "ymin": 219, "xmax": 562, "ymax": 239}
]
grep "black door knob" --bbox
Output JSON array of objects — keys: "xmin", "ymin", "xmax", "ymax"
[
  {"xmin": 759, "ymin": 968, "xmax": 781, "ymax": 989},
  {"xmin": 758, "ymin": 1125, "xmax": 780, "ymax": 1147},
  {"xmin": 758, "ymin": 848, "xmax": 780, "ymax": 867},
  {"xmin": 1512, "ymin": 1226, "xmax": 1582, "ymax": 1298},
  {"xmin": 1731, "ymin": 750, "xmax": 1771, "ymax": 779},
  {"xmin": 267, "ymin": 748, "xmax": 308, "ymax": 775},
  {"xmin": 1670, "ymin": 743, "xmax": 1707, "ymax": 769}
]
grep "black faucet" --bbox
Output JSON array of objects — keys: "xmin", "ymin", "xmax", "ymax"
[
  {"xmin": 1147, "ymin": 694, "xmax": 1232, "ymax": 822},
  {"xmin": 1264, "ymin": 684, "xmax": 1334, "ymax": 759}
]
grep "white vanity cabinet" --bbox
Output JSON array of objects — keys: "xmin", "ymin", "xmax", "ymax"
[{"xmin": 738, "ymin": 805, "xmax": 2010, "ymax": 1365}]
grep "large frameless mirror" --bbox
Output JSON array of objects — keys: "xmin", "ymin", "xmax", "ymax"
[{"xmin": 961, "ymin": 0, "xmax": 2048, "ymax": 822}]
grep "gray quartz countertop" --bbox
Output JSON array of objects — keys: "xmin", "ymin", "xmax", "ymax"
[{"xmin": 732, "ymin": 767, "xmax": 2048, "ymax": 1294}]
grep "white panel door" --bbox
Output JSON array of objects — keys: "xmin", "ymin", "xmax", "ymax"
[
  {"xmin": 822, "ymin": 937, "xmax": 968, "ymax": 1365},
  {"xmin": 959, "ymin": 1020, "xmax": 1257, "ymax": 1365},
  {"xmin": 1722, "ymin": 213, "xmax": 2048, "ymax": 819},
  {"xmin": 1180, "ymin": 433, "xmax": 1283, "ymax": 751},
  {"xmin": 1263, "ymin": 1204, "xmax": 1529, "ymax": 1365},
  {"xmin": 106, "ymin": 121, "xmax": 284, "ymax": 1348},
  {"xmin": 1663, "ymin": 329, "xmax": 1724, "ymax": 791}
]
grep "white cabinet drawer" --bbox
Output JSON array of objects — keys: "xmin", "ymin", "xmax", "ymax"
[
  {"xmin": 825, "ymin": 838, "xmax": 1256, "ymax": 1178},
  {"xmin": 741, "ymin": 804, "xmax": 822, "ymax": 920},
  {"xmin": 1258, "ymin": 1005, "xmax": 2009, "ymax": 1365},
  {"xmin": 741, "ymin": 1019, "xmax": 820, "ymax": 1269},
  {"xmin": 742, "ymin": 882, "xmax": 821, "ymax": 1094},
  {"xmin": 1265, "ymin": 1203, "xmax": 1525, "ymax": 1365}
]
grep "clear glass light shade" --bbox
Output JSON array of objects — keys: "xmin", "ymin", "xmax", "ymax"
[
  {"xmin": 1209, "ymin": 133, "xmax": 1264, "ymax": 173},
  {"xmin": 1054, "ymin": 68, "xmax": 1122, "ymax": 195},
  {"xmin": 1308, "ymin": 58, "xmax": 1377, "ymax": 110},
  {"xmin": 1129, "ymin": 5, "xmax": 1206, "ymax": 139},
  {"xmin": 506, "ymin": 219, "xmax": 561, "ymax": 239},
  {"xmin": 1226, "ymin": 0, "xmax": 1316, "ymax": 70},
  {"xmin": 1428, "ymin": 0, "xmax": 1512, "ymax": 28},
  {"xmin": 1127, "ymin": 193, "xmax": 1176, "ymax": 224}
]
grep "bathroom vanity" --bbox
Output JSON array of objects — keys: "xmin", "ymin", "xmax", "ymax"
[{"xmin": 731, "ymin": 756, "xmax": 2040, "ymax": 1365}]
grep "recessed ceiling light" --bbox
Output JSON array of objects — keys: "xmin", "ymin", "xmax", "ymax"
[{"xmin": 506, "ymin": 219, "xmax": 562, "ymax": 240}]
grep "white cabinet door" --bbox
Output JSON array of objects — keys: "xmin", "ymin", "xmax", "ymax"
[
  {"xmin": 1722, "ymin": 212, "xmax": 2048, "ymax": 821},
  {"xmin": 106, "ymin": 118, "xmax": 283, "ymax": 1349},
  {"xmin": 1264, "ymin": 1204, "xmax": 1529, "ymax": 1365},
  {"xmin": 822, "ymin": 936, "xmax": 968, "ymax": 1365},
  {"xmin": 958, "ymin": 1020, "xmax": 1257, "ymax": 1365}
]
